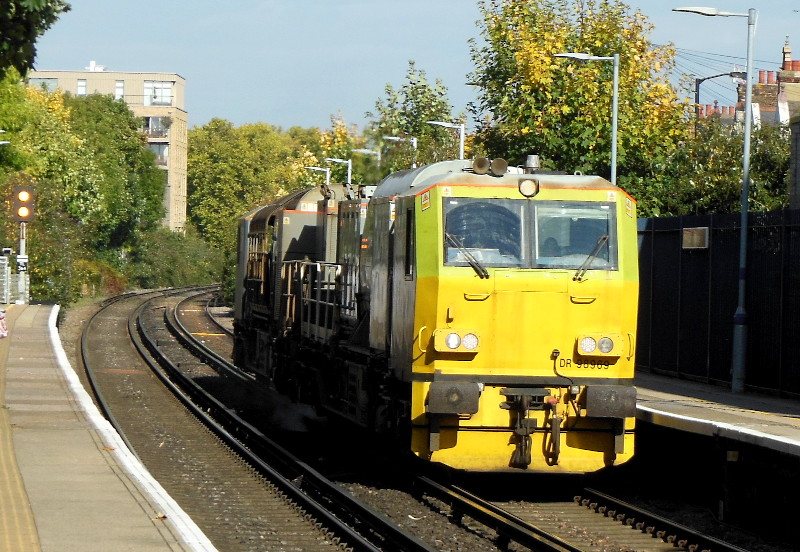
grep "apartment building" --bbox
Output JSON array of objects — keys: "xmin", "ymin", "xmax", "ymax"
[{"xmin": 28, "ymin": 61, "xmax": 187, "ymax": 232}]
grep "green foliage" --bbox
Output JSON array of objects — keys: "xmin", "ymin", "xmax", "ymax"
[
  {"xmin": 470, "ymin": 0, "xmax": 690, "ymax": 185},
  {"xmin": 123, "ymin": 227, "xmax": 222, "ymax": 289},
  {"xmin": 366, "ymin": 61, "xmax": 463, "ymax": 173},
  {"xmin": 0, "ymin": 73, "xmax": 211, "ymax": 305},
  {"xmin": 0, "ymin": 0, "xmax": 70, "ymax": 78},
  {"xmin": 63, "ymin": 93, "xmax": 166, "ymax": 246},
  {"xmin": 187, "ymin": 118, "xmax": 317, "ymax": 252},
  {"xmin": 625, "ymin": 117, "xmax": 790, "ymax": 217}
]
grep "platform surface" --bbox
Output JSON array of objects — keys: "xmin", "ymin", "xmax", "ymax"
[
  {"xmin": 636, "ymin": 370, "xmax": 800, "ymax": 456},
  {"xmin": 0, "ymin": 304, "xmax": 216, "ymax": 552}
]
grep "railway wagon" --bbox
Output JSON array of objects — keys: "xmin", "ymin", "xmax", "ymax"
[{"xmin": 233, "ymin": 157, "xmax": 638, "ymax": 473}]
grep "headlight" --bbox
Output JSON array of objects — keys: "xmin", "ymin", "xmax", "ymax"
[
  {"xmin": 445, "ymin": 333, "xmax": 461, "ymax": 349},
  {"xmin": 462, "ymin": 333, "xmax": 479, "ymax": 350},
  {"xmin": 576, "ymin": 333, "xmax": 623, "ymax": 357},
  {"xmin": 579, "ymin": 336, "xmax": 597, "ymax": 354},
  {"xmin": 432, "ymin": 329, "xmax": 481, "ymax": 353}
]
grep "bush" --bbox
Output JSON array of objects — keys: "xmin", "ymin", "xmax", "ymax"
[{"xmin": 124, "ymin": 227, "xmax": 222, "ymax": 289}]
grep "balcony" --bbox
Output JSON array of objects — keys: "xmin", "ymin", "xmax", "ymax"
[{"xmin": 141, "ymin": 127, "xmax": 169, "ymax": 138}]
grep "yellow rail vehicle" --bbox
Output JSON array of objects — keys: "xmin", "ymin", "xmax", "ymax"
[{"xmin": 234, "ymin": 158, "xmax": 638, "ymax": 473}]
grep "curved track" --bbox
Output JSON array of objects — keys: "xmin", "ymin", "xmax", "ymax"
[
  {"xmin": 77, "ymin": 288, "xmax": 760, "ymax": 552},
  {"xmin": 81, "ymin": 288, "xmax": 352, "ymax": 552}
]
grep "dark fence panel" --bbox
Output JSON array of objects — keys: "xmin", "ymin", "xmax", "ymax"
[
  {"xmin": 677, "ymin": 214, "xmax": 712, "ymax": 380},
  {"xmin": 708, "ymin": 213, "xmax": 738, "ymax": 384},
  {"xmin": 782, "ymin": 210, "xmax": 800, "ymax": 393},
  {"xmin": 638, "ymin": 209, "xmax": 800, "ymax": 397},
  {"xmin": 648, "ymin": 217, "xmax": 681, "ymax": 374}
]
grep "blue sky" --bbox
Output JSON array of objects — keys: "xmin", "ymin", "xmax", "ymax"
[{"xmin": 33, "ymin": 1, "xmax": 800, "ymax": 131}]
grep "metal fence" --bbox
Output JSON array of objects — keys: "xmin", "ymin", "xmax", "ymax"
[
  {"xmin": 0, "ymin": 257, "xmax": 9, "ymax": 304},
  {"xmin": 637, "ymin": 209, "xmax": 800, "ymax": 397},
  {"xmin": 0, "ymin": 256, "xmax": 29, "ymax": 306}
]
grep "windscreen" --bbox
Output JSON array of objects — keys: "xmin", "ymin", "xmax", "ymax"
[
  {"xmin": 444, "ymin": 198, "xmax": 525, "ymax": 267},
  {"xmin": 535, "ymin": 202, "xmax": 616, "ymax": 269},
  {"xmin": 443, "ymin": 198, "xmax": 617, "ymax": 270}
]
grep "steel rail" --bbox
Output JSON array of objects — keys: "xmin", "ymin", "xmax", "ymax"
[
  {"xmin": 578, "ymin": 488, "xmax": 750, "ymax": 552},
  {"xmin": 79, "ymin": 289, "xmax": 172, "ymax": 462},
  {"xmin": 135, "ymin": 292, "xmax": 435, "ymax": 552},
  {"xmin": 170, "ymin": 290, "xmax": 252, "ymax": 382},
  {"xmin": 415, "ymin": 475, "xmax": 582, "ymax": 552},
  {"xmin": 203, "ymin": 292, "xmax": 234, "ymax": 337}
]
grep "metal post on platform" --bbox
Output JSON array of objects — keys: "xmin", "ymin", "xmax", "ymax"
[
  {"xmin": 17, "ymin": 221, "xmax": 29, "ymax": 304},
  {"xmin": 674, "ymin": 6, "xmax": 757, "ymax": 393}
]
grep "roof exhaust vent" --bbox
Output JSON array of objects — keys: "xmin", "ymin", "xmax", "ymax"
[
  {"xmin": 472, "ymin": 157, "xmax": 490, "ymax": 174},
  {"xmin": 524, "ymin": 155, "xmax": 540, "ymax": 174}
]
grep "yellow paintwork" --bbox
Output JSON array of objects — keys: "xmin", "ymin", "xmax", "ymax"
[{"xmin": 408, "ymin": 178, "xmax": 639, "ymax": 472}]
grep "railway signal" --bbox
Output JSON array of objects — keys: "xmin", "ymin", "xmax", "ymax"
[{"xmin": 12, "ymin": 186, "xmax": 36, "ymax": 222}]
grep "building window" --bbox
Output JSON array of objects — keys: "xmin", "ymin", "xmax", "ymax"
[
  {"xmin": 77, "ymin": 79, "xmax": 87, "ymax": 96},
  {"xmin": 149, "ymin": 143, "xmax": 169, "ymax": 166},
  {"xmin": 144, "ymin": 81, "xmax": 173, "ymax": 106},
  {"xmin": 114, "ymin": 80, "xmax": 124, "ymax": 100},
  {"xmin": 142, "ymin": 116, "xmax": 171, "ymax": 138},
  {"xmin": 29, "ymin": 78, "xmax": 58, "ymax": 92}
]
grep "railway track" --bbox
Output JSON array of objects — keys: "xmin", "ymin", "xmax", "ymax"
[
  {"xmin": 81, "ymin": 287, "xmax": 431, "ymax": 552},
  {"xmin": 75, "ymin": 288, "xmax": 760, "ymax": 552},
  {"xmin": 80, "ymin": 289, "xmax": 348, "ymax": 550},
  {"xmin": 170, "ymin": 290, "xmax": 754, "ymax": 552}
]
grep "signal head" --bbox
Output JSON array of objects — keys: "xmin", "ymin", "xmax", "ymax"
[{"xmin": 11, "ymin": 186, "xmax": 35, "ymax": 222}]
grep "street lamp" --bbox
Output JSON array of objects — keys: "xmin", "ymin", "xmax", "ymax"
[
  {"xmin": 353, "ymin": 148, "xmax": 381, "ymax": 166},
  {"xmin": 426, "ymin": 121, "xmax": 465, "ymax": 160},
  {"xmin": 554, "ymin": 52, "xmax": 619, "ymax": 185},
  {"xmin": 674, "ymin": 6, "xmax": 758, "ymax": 393},
  {"xmin": 305, "ymin": 166, "xmax": 331, "ymax": 188},
  {"xmin": 324, "ymin": 157, "xmax": 352, "ymax": 185},
  {"xmin": 383, "ymin": 135, "xmax": 418, "ymax": 168},
  {"xmin": 694, "ymin": 71, "xmax": 746, "ymax": 119}
]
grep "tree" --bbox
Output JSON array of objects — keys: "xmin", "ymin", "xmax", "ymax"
[
  {"xmin": 0, "ymin": 74, "xmax": 108, "ymax": 303},
  {"xmin": 124, "ymin": 227, "xmax": 221, "ymax": 290},
  {"xmin": 64, "ymin": 93, "xmax": 166, "ymax": 248},
  {"xmin": 635, "ymin": 117, "xmax": 790, "ymax": 217},
  {"xmin": 469, "ymin": 0, "xmax": 690, "ymax": 190},
  {"xmin": 0, "ymin": 74, "xmax": 205, "ymax": 304},
  {"xmin": 0, "ymin": 0, "xmax": 70, "ymax": 77},
  {"xmin": 366, "ymin": 61, "xmax": 463, "ymax": 174},
  {"xmin": 187, "ymin": 119, "xmax": 316, "ymax": 252}
]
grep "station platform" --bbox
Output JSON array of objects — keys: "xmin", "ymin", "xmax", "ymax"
[
  {"xmin": 0, "ymin": 304, "xmax": 217, "ymax": 552},
  {"xmin": 635, "ymin": 370, "xmax": 800, "ymax": 457}
]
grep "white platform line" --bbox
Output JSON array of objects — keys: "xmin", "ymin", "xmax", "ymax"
[{"xmin": 48, "ymin": 305, "xmax": 219, "ymax": 552}]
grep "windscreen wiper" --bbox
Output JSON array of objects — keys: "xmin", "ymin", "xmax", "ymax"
[
  {"xmin": 573, "ymin": 234, "xmax": 609, "ymax": 281},
  {"xmin": 445, "ymin": 232, "xmax": 490, "ymax": 279}
]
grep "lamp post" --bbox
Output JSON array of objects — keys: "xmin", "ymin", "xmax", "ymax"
[
  {"xmin": 353, "ymin": 148, "xmax": 381, "ymax": 166},
  {"xmin": 554, "ymin": 52, "xmax": 619, "ymax": 185},
  {"xmin": 426, "ymin": 121, "xmax": 465, "ymax": 160},
  {"xmin": 694, "ymin": 71, "xmax": 746, "ymax": 118},
  {"xmin": 305, "ymin": 166, "xmax": 330, "ymax": 187},
  {"xmin": 674, "ymin": 6, "xmax": 757, "ymax": 393},
  {"xmin": 324, "ymin": 157, "xmax": 352, "ymax": 185},
  {"xmin": 383, "ymin": 135, "xmax": 418, "ymax": 168}
]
